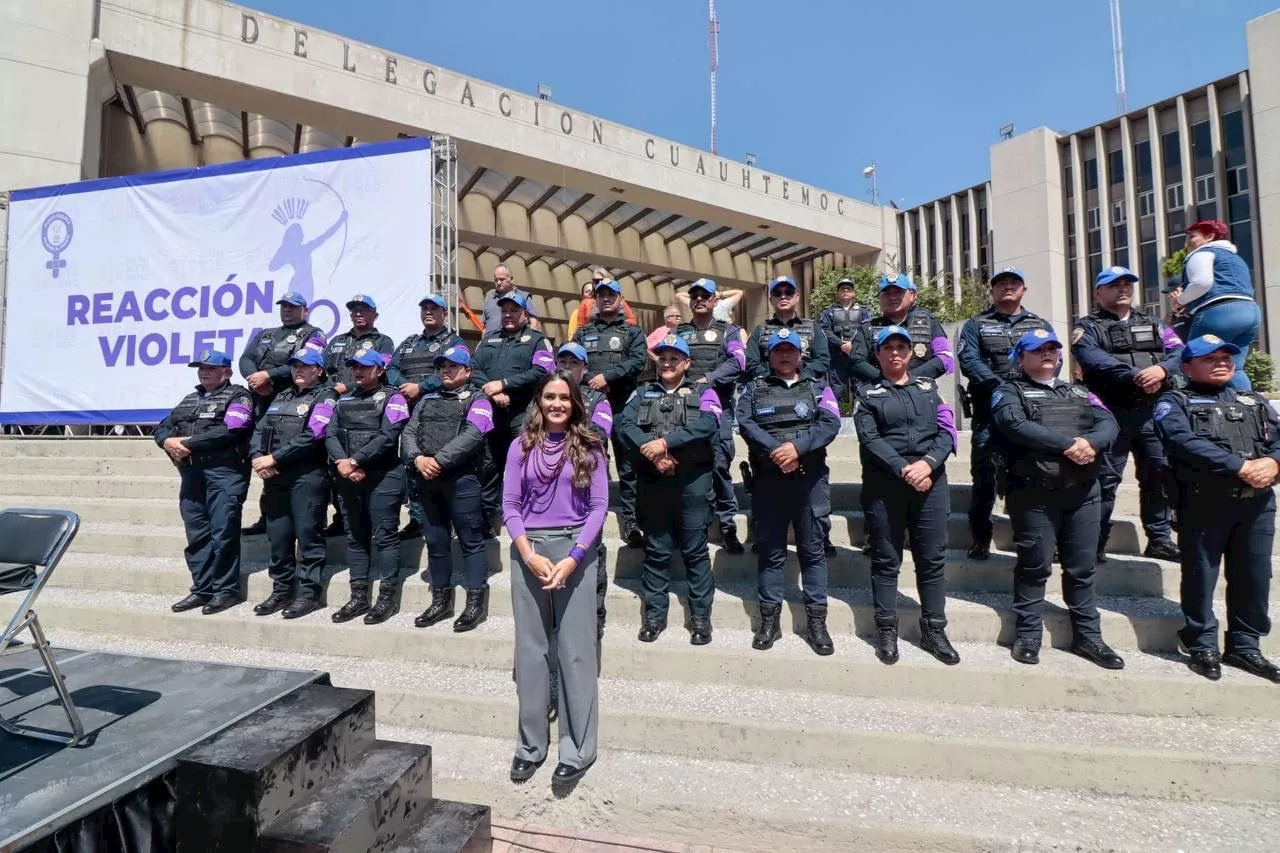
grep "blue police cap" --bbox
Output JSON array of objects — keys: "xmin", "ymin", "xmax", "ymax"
[
  {"xmin": 651, "ymin": 334, "xmax": 691, "ymax": 357},
  {"xmin": 767, "ymin": 328, "xmax": 803, "ymax": 352},
  {"xmin": 345, "ymin": 294, "xmax": 378, "ymax": 311},
  {"xmin": 874, "ymin": 325, "xmax": 912, "ymax": 349},
  {"xmin": 1095, "ymin": 266, "xmax": 1138, "ymax": 288},
  {"xmin": 496, "ymin": 291, "xmax": 530, "ymax": 309},
  {"xmin": 689, "ymin": 278, "xmax": 718, "ymax": 295},
  {"xmin": 276, "ymin": 291, "xmax": 308, "ymax": 307},
  {"xmin": 287, "ymin": 349, "xmax": 325, "ymax": 367},
  {"xmin": 768, "ymin": 275, "xmax": 797, "ymax": 293},
  {"xmin": 1181, "ymin": 334, "xmax": 1242, "ymax": 363},
  {"xmin": 593, "ymin": 279, "xmax": 622, "ymax": 294},
  {"xmin": 557, "ymin": 342, "xmax": 589, "ymax": 363},
  {"xmin": 990, "ymin": 266, "xmax": 1025, "ymax": 286},
  {"xmin": 433, "ymin": 344, "xmax": 472, "ymax": 367},
  {"xmin": 344, "ymin": 348, "xmax": 386, "ymax": 368},
  {"xmin": 878, "ymin": 273, "xmax": 916, "ymax": 292},
  {"xmin": 419, "ymin": 294, "xmax": 448, "ymax": 309},
  {"xmin": 1012, "ymin": 328, "xmax": 1062, "ymax": 357},
  {"xmin": 188, "ymin": 349, "xmax": 232, "ymax": 368}
]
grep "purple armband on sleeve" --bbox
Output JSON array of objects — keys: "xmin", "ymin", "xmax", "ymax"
[
  {"xmin": 224, "ymin": 401, "xmax": 253, "ymax": 430},
  {"xmin": 818, "ymin": 386, "xmax": 842, "ymax": 417},
  {"xmin": 380, "ymin": 352, "xmax": 393, "ymax": 367},
  {"xmin": 726, "ymin": 339, "xmax": 746, "ymax": 371},
  {"xmin": 466, "ymin": 398, "xmax": 495, "ymax": 434},
  {"xmin": 1087, "ymin": 392, "xmax": 1111, "ymax": 413},
  {"xmin": 384, "ymin": 393, "xmax": 410, "ymax": 423},
  {"xmin": 303, "ymin": 335, "xmax": 327, "ymax": 354},
  {"xmin": 1161, "ymin": 326, "xmax": 1184, "ymax": 349},
  {"xmin": 936, "ymin": 400, "xmax": 959, "ymax": 448},
  {"xmin": 591, "ymin": 399, "xmax": 614, "ymax": 437},
  {"xmin": 930, "ymin": 336, "xmax": 954, "ymax": 374},
  {"xmin": 699, "ymin": 388, "xmax": 722, "ymax": 424},
  {"xmin": 307, "ymin": 400, "xmax": 334, "ymax": 439},
  {"xmin": 531, "ymin": 349, "xmax": 555, "ymax": 372}
]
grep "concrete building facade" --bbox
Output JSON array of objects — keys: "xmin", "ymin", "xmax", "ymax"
[
  {"xmin": 0, "ymin": 0, "xmax": 894, "ymax": 345},
  {"xmin": 899, "ymin": 9, "xmax": 1280, "ymax": 350}
]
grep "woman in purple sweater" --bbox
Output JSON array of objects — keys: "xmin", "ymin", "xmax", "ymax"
[{"xmin": 503, "ymin": 371, "xmax": 609, "ymax": 786}]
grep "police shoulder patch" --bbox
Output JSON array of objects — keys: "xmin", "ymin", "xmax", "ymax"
[
  {"xmin": 1071, "ymin": 327, "xmax": 1085, "ymax": 345},
  {"xmin": 991, "ymin": 391, "xmax": 1004, "ymax": 407},
  {"xmin": 1153, "ymin": 400, "xmax": 1173, "ymax": 421}
]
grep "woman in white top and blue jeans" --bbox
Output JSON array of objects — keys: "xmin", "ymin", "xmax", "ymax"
[{"xmin": 1177, "ymin": 218, "xmax": 1260, "ymax": 390}]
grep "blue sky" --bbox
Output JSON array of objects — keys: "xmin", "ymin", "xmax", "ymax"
[{"xmin": 250, "ymin": 0, "xmax": 1277, "ymax": 207}]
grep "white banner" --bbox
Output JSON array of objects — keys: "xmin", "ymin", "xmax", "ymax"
[{"xmin": 1, "ymin": 138, "xmax": 433, "ymax": 423}]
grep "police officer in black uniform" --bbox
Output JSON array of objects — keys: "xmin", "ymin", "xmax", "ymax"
[
  {"xmin": 321, "ymin": 293, "xmax": 405, "ymax": 536},
  {"xmin": 555, "ymin": 342, "xmax": 615, "ymax": 637},
  {"xmin": 619, "ymin": 334, "xmax": 723, "ymax": 645},
  {"xmin": 1072, "ymin": 266, "xmax": 1183, "ymax": 562},
  {"xmin": 390, "ymin": 293, "xmax": 465, "ymax": 541},
  {"xmin": 325, "ymin": 348, "xmax": 412, "ymax": 625},
  {"xmin": 248, "ymin": 348, "xmax": 336, "ymax": 619},
  {"xmin": 156, "ymin": 350, "xmax": 255, "ymax": 615},
  {"xmin": 737, "ymin": 328, "xmax": 841, "ymax": 655},
  {"xmin": 677, "ymin": 277, "xmax": 747, "ymax": 554},
  {"xmin": 956, "ymin": 267, "xmax": 1052, "ymax": 559},
  {"xmin": 818, "ymin": 276, "xmax": 871, "ymax": 409},
  {"xmin": 402, "ymin": 344, "xmax": 496, "ymax": 632},
  {"xmin": 1153, "ymin": 335, "xmax": 1280, "ymax": 682},
  {"xmin": 853, "ymin": 273, "xmax": 955, "ymax": 384},
  {"xmin": 572, "ymin": 278, "xmax": 647, "ymax": 546},
  {"xmin": 992, "ymin": 329, "xmax": 1125, "ymax": 670},
  {"xmin": 238, "ymin": 290, "xmax": 326, "ymax": 535},
  {"xmin": 854, "ymin": 326, "xmax": 961, "ymax": 666},
  {"xmin": 471, "ymin": 291, "xmax": 555, "ymax": 526},
  {"xmin": 745, "ymin": 275, "xmax": 829, "ymax": 380}
]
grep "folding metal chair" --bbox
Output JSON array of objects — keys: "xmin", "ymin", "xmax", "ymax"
[{"xmin": 0, "ymin": 507, "xmax": 84, "ymax": 745}]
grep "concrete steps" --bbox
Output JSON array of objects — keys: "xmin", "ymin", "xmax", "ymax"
[{"xmin": 46, "ymin": 630, "xmax": 1280, "ymax": 852}]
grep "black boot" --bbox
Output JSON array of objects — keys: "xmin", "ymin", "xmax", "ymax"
[
  {"xmin": 253, "ymin": 591, "xmax": 293, "ymax": 617},
  {"xmin": 919, "ymin": 617, "xmax": 960, "ymax": 665},
  {"xmin": 804, "ymin": 605, "xmax": 834, "ymax": 656},
  {"xmin": 414, "ymin": 587, "xmax": 455, "ymax": 627},
  {"xmin": 453, "ymin": 585, "xmax": 489, "ymax": 632},
  {"xmin": 752, "ymin": 604, "xmax": 782, "ymax": 651},
  {"xmin": 875, "ymin": 616, "xmax": 899, "ymax": 665},
  {"xmin": 331, "ymin": 582, "xmax": 370, "ymax": 623},
  {"xmin": 363, "ymin": 582, "xmax": 401, "ymax": 624}
]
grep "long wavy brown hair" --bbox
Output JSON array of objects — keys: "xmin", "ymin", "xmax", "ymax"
[{"xmin": 520, "ymin": 370, "xmax": 604, "ymax": 489}]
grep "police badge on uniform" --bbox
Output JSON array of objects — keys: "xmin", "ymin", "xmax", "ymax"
[
  {"xmin": 373, "ymin": 391, "xmax": 386, "ymax": 402},
  {"xmin": 429, "ymin": 342, "xmax": 441, "ymax": 352},
  {"xmin": 1070, "ymin": 386, "xmax": 1088, "ymax": 398},
  {"xmin": 794, "ymin": 400, "xmax": 810, "ymax": 418},
  {"xmin": 913, "ymin": 343, "xmax": 927, "ymax": 359},
  {"xmin": 296, "ymin": 403, "xmax": 309, "ymax": 415},
  {"xmin": 609, "ymin": 337, "xmax": 621, "ymax": 350},
  {"xmin": 360, "ymin": 340, "xmax": 373, "ymax": 350},
  {"xmin": 678, "ymin": 387, "xmax": 692, "ymax": 396},
  {"xmin": 286, "ymin": 334, "xmax": 298, "ymax": 344},
  {"xmin": 705, "ymin": 329, "xmax": 718, "ymax": 342},
  {"xmin": 521, "ymin": 334, "xmax": 531, "ymax": 343}
]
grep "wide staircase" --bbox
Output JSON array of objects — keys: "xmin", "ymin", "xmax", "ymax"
[{"xmin": 2, "ymin": 435, "xmax": 1278, "ymax": 852}]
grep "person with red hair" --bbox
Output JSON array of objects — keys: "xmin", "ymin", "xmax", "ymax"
[{"xmin": 1176, "ymin": 219, "xmax": 1259, "ymax": 390}]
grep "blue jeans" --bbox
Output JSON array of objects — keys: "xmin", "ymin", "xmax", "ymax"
[{"xmin": 1189, "ymin": 300, "xmax": 1260, "ymax": 391}]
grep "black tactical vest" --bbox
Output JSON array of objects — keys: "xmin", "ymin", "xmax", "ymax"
[
  {"xmin": 167, "ymin": 383, "xmax": 248, "ymax": 465},
  {"xmin": 871, "ymin": 309, "xmax": 934, "ymax": 368},
  {"xmin": 634, "ymin": 382, "xmax": 713, "ymax": 467},
  {"xmin": 396, "ymin": 329, "xmax": 457, "ymax": 382},
  {"xmin": 678, "ymin": 321, "xmax": 729, "ymax": 380},
  {"xmin": 414, "ymin": 387, "xmax": 480, "ymax": 455},
  {"xmin": 827, "ymin": 305, "xmax": 868, "ymax": 343},
  {"xmin": 254, "ymin": 323, "xmax": 323, "ymax": 372},
  {"xmin": 977, "ymin": 312, "xmax": 1048, "ymax": 378},
  {"xmin": 579, "ymin": 321, "xmax": 631, "ymax": 376},
  {"xmin": 260, "ymin": 384, "xmax": 330, "ymax": 461},
  {"xmin": 329, "ymin": 331, "xmax": 384, "ymax": 387},
  {"xmin": 756, "ymin": 318, "xmax": 816, "ymax": 365},
  {"xmin": 332, "ymin": 385, "xmax": 393, "ymax": 459},
  {"xmin": 1007, "ymin": 380, "xmax": 1098, "ymax": 484},
  {"xmin": 751, "ymin": 378, "xmax": 819, "ymax": 443},
  {"xmin": 1178, "ymin": 389, "xmax": 1271, "ymax": 462},
  {"xmin": 1093, "ymin": 310, "xmax": 1164, "ymax": 369}
]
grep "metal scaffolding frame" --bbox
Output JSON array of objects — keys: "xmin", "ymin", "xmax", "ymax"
[{"xmin": 431, "ymin": 136, "xmax": 461, "ymax": 333}]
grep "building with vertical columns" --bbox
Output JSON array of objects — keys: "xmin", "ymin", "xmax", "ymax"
[{"xmin": 899, "ymin": 8, "xmax": 1280, "ymax": 351}]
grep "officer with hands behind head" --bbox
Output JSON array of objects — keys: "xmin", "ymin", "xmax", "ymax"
[
  {"xmin": 737, "ymin": 328, "xmax": 841, "ymax": 656},
  {"xmin": 1153, "ymin": 335, "xmax": 1280, "ymax": 683},
  {"xmin": 992, "ymin": 330, "xmax": 1124, "ymax": 670},
  {"xmin": 854, "ymin": 326, "xmax": 960, "ymax": 666}
]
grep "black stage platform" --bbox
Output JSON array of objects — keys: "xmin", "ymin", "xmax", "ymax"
[{"xmin": 0, "ymin": 647, "xmax": 319, "ymax": 851}]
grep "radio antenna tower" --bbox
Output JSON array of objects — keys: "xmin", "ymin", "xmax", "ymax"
[
  {"xmin": 1110, "ymin": 0, "xmax": 1128, "ymax": 114},
  {"xmin": 709, "ymin": 0, "xmax": 720, "ymax": 154}
]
